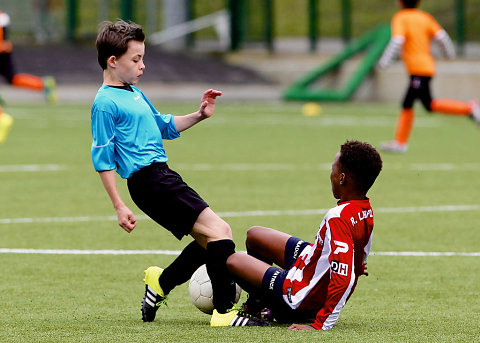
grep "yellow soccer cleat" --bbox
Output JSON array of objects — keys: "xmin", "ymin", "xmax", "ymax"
[
  {"xmin": 0, "ymin": 112, "xmax": 14, "ymax": 144},
  {"xmin": 141, "ymin": 266, "xmax": 167, "ymax": 322},
  {"xmin": 210, "ymin": 309, "xmax": 270, "ymax": 327}
]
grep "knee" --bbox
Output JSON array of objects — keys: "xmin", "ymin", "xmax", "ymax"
[
  {"xmin": 226, "ymin": 253, "xmax": 237, "ymax": 270},
  {"xmin": 218, "ymin": 220, "xmax": 232, "ymax": 239},
  {"xmin": 246, "ymin": 226, "xmax": 263, "ymax": 250}
]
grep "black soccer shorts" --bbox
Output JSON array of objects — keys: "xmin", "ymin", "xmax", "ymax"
[
  {"xmin": 402, "ymin": 75, "xmax": 433, "ymax": 111},
  {"xmin": 127, "ymin": 162, "xmax": 209, "ymax": 240}
]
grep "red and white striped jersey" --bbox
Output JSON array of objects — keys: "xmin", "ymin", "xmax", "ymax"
[{"xmin": 282, "ymin": 199, "xmax": 374, "ymax": 330}]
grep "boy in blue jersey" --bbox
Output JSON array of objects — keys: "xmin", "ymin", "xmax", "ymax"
[{"xmin": 91, "ymin": 20, "xmax": 267, "ymax": 327}]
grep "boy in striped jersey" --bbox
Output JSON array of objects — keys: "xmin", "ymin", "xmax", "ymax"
[
  {"xmin": 378, "ymin": 0, "xmax": 480, "ymax": 153},
  {"xmin": 226, "ymin": 140, "xmax": 382, "ymax": 330}
]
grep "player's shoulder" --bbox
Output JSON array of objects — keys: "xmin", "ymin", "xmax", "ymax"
[
  {"xmin": 325, "ymin": 202, "xmax": 350, "ymax": 220},
  {"xmin": 92, "ymin": 86, "xmax": 118, "ymax": 112},
  {"xmin": 328, "ymin": 200, "xmax": 372, "ymax": 220}
]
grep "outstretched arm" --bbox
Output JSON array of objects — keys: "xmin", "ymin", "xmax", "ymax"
[
  {"xmin": 434, "ymin": 29, "xmax": 456, "ymax": 60},
  {"xmin": 377, "ymin": 36, "xmax": 404, "ymax": 69},
  {"xmin": 98, "ymin": 170, "xmax": 136, "ymax": 233},
  {"xmin": 173, "ymin": 89, "xmax": 222, "ymax": 132}
]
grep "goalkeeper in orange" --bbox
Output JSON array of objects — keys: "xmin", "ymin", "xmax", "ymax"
[
  {"xmin": 378, "ymin": 0, "xmax": 480, "ymax": 153},
  {"xmin": 0, "ymin": 10, "xmax": 56, "ymax": 103}
]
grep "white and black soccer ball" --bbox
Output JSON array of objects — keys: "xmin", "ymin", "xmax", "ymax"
[{"xmin": 188, "ymin": 264, "xmax": 242, "ymax": 314}]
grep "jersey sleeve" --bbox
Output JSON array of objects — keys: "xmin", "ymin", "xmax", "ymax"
[
  {"xmin": 153, "ymin": 113, "xmax": 180, "ymax": 140},
  {"xmin": 433, "ymin": 29, "xmax": 455, "ymax": 59},
  {"xmin": 91, "ymin": 106, "xmax": 116, "ymax": 172},
  {"xmin": 138, "ymin": 89, "xmax": 180, "ymax": 140},
  {"xmin": 311, "ymin": 216, "xmax": 356, "ymax": 330},
  {"xmin": 378, "ymin": 36, "xmax": 404, "ymax": 68}
]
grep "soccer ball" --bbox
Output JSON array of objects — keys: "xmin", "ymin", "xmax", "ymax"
[{"xmin": 188, "ymin": 264, "xmax": 242, "ymax": 314}]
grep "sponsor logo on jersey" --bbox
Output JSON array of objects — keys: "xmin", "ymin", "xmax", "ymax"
[
  {"xmin": 134, "ymin": 95, "xmax": 141, "ymax": 101},
  {"xmin": 331, "ymin": 260, "xmax": 348, "ymax": 276},
  {"xmin": 333, "ymin": 240, "xmax": 349, "ymax": 254}
]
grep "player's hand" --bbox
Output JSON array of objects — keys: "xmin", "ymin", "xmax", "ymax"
[
  {"xmin": 116, "ymin": 205, "xmax": 137, "ymax": 233},
  {"xmin": 199, "ymin": 89, "xmax": 222, "ymax": 119},
  {"xmin": 288, "ymin": 324, "xmax": 315, "ymax": 330},
  {"xmin": 362, "ymin": 261, "xmax": 369, "ymax": 276}
]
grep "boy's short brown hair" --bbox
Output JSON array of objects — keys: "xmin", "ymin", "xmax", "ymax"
[{"xmin": 96, "ymin": 20, "xmax": 145, "ymax": 70}]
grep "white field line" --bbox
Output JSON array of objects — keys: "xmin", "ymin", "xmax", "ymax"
[
  {"xmin": 2, "ymin": 162, "xmax": 480, "ymax": 173},
  {"xmin": 371, "ymin": 252, "xmax": 480, "ymax": 257},
  {"xmin": 0, "ymin": 248, "xmax": 182, "ymax": 255},
  {"xmin": 1, "ymin": 204, "xmax": 480, "ymax": 225},
  {"xmin": 208, "ymin": 116, "xmax": 439, "ymax": 128},
  {"xmin": 173, "ymin": 162, "xmax": 480, "ymax": 172},
  {"xmin": 0, "ymin": 248, "xmax": 478, "ymax": 256},
  {"xmin": 0, "ymin": 164, "xmax": 64, "ymax": 172}
]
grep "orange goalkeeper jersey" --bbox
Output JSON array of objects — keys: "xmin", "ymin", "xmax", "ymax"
[{"xmin": 392, "ymin": 8, "xmax": 443, "ymax": 76}]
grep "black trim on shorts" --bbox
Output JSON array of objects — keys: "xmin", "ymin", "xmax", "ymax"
[
  {"xmin": 261, "ymin": 266, "xmax": 316, "ymax": 324},
  {"xmin": 260, "ymin": 236, "xmax": 310, "ymax": 300},
  {"xmin": 127, "ymin": 162, "xmax": 208, "ymax": 240},
  {"xmin": 284, "ymin": 236, "xmax": 310, "ymax": 269}
]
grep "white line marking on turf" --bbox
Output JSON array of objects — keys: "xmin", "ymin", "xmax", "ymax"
[
  {"xmin": 171, "ymin": 162, "xmax": 480, "ymax": 172},
  {"xmin": 1, "ymin": 204, "xmax": 479, "ymax": 225},
  {"xmin": 209, "ymin": 116, "xmax": 439, "ymax": 128},
  {"xmin": 0, "ymin": 248, "xmax": 182, "ymax": 255},
  {"xmin": 0, "ymin": 248, "xmax": 478, "ymax": 256},
  {"xmin": 0, "ymin": 164, "xmax": 64, "ymax": 172},
  {"xmin": 1, "ymin": 162, "xmax": 478, "ymax": 173},
  {"xmin": 371, "ymin": 252, "xmax": 480, "ymax": 257},
  {"xmin": 174, "ymin": 163, "xmax": 332, "ymax": 171},
  {"xmin": 409, "ymin": 163, "xmax": 480, "ymax": 171}
]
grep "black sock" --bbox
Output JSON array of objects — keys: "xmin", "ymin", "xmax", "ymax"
[
  {"xmin": 159, "ymin": 240, "xmax": 206, "ymax": 295},
  {"xmin": 206, "ymin": 239, "xmax": 236, "ymax": 314}
]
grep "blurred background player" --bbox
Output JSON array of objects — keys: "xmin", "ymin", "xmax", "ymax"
[
  {"xmin": 0, "ymin": 105, "xmax": 13, "ymax": 144},
  {"xmin": 378, "ymin": 0, "xmax": 480, "ymax": 153},
  {"xmin": 0, "ymin": 10, "xmax": 57, "ymax": 103},
  {"xmin": 225, "ymin": 141, "xmax": 383, "ymax": 330}
]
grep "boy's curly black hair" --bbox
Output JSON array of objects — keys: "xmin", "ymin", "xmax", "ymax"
[
  {"xmin": 339, "ymin": 140, "xmax": 383, "ymax": 193},
  {"xmin": 401, "ymin": 0, "xmax": 420, "ymax": 9},
  {"xmin": 96, "ymin": 20, "xmax": 145, "ymax": 70}
]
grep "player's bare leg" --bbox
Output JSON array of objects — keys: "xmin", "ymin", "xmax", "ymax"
[{"xmin": 246, "ymin": 226, "xmax": 292, "ymax": 268}]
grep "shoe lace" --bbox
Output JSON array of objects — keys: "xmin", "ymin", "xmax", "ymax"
[
  {"xmin": 227, "ymin": 305, "xmax": 260, "ymax": 320},
  {"xmin": 155, "ymin": 295, "xmax": 168, "ymax": 308}
]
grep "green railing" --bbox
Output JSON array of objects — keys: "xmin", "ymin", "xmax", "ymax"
[{"xmin": 60, "ymin": 0, "xmax": 469, "ymax": 52}]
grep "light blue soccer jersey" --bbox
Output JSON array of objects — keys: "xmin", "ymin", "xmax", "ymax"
[{"xmin": 91, "ymin": 85, "xmax": 180, "ymax": 178}]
